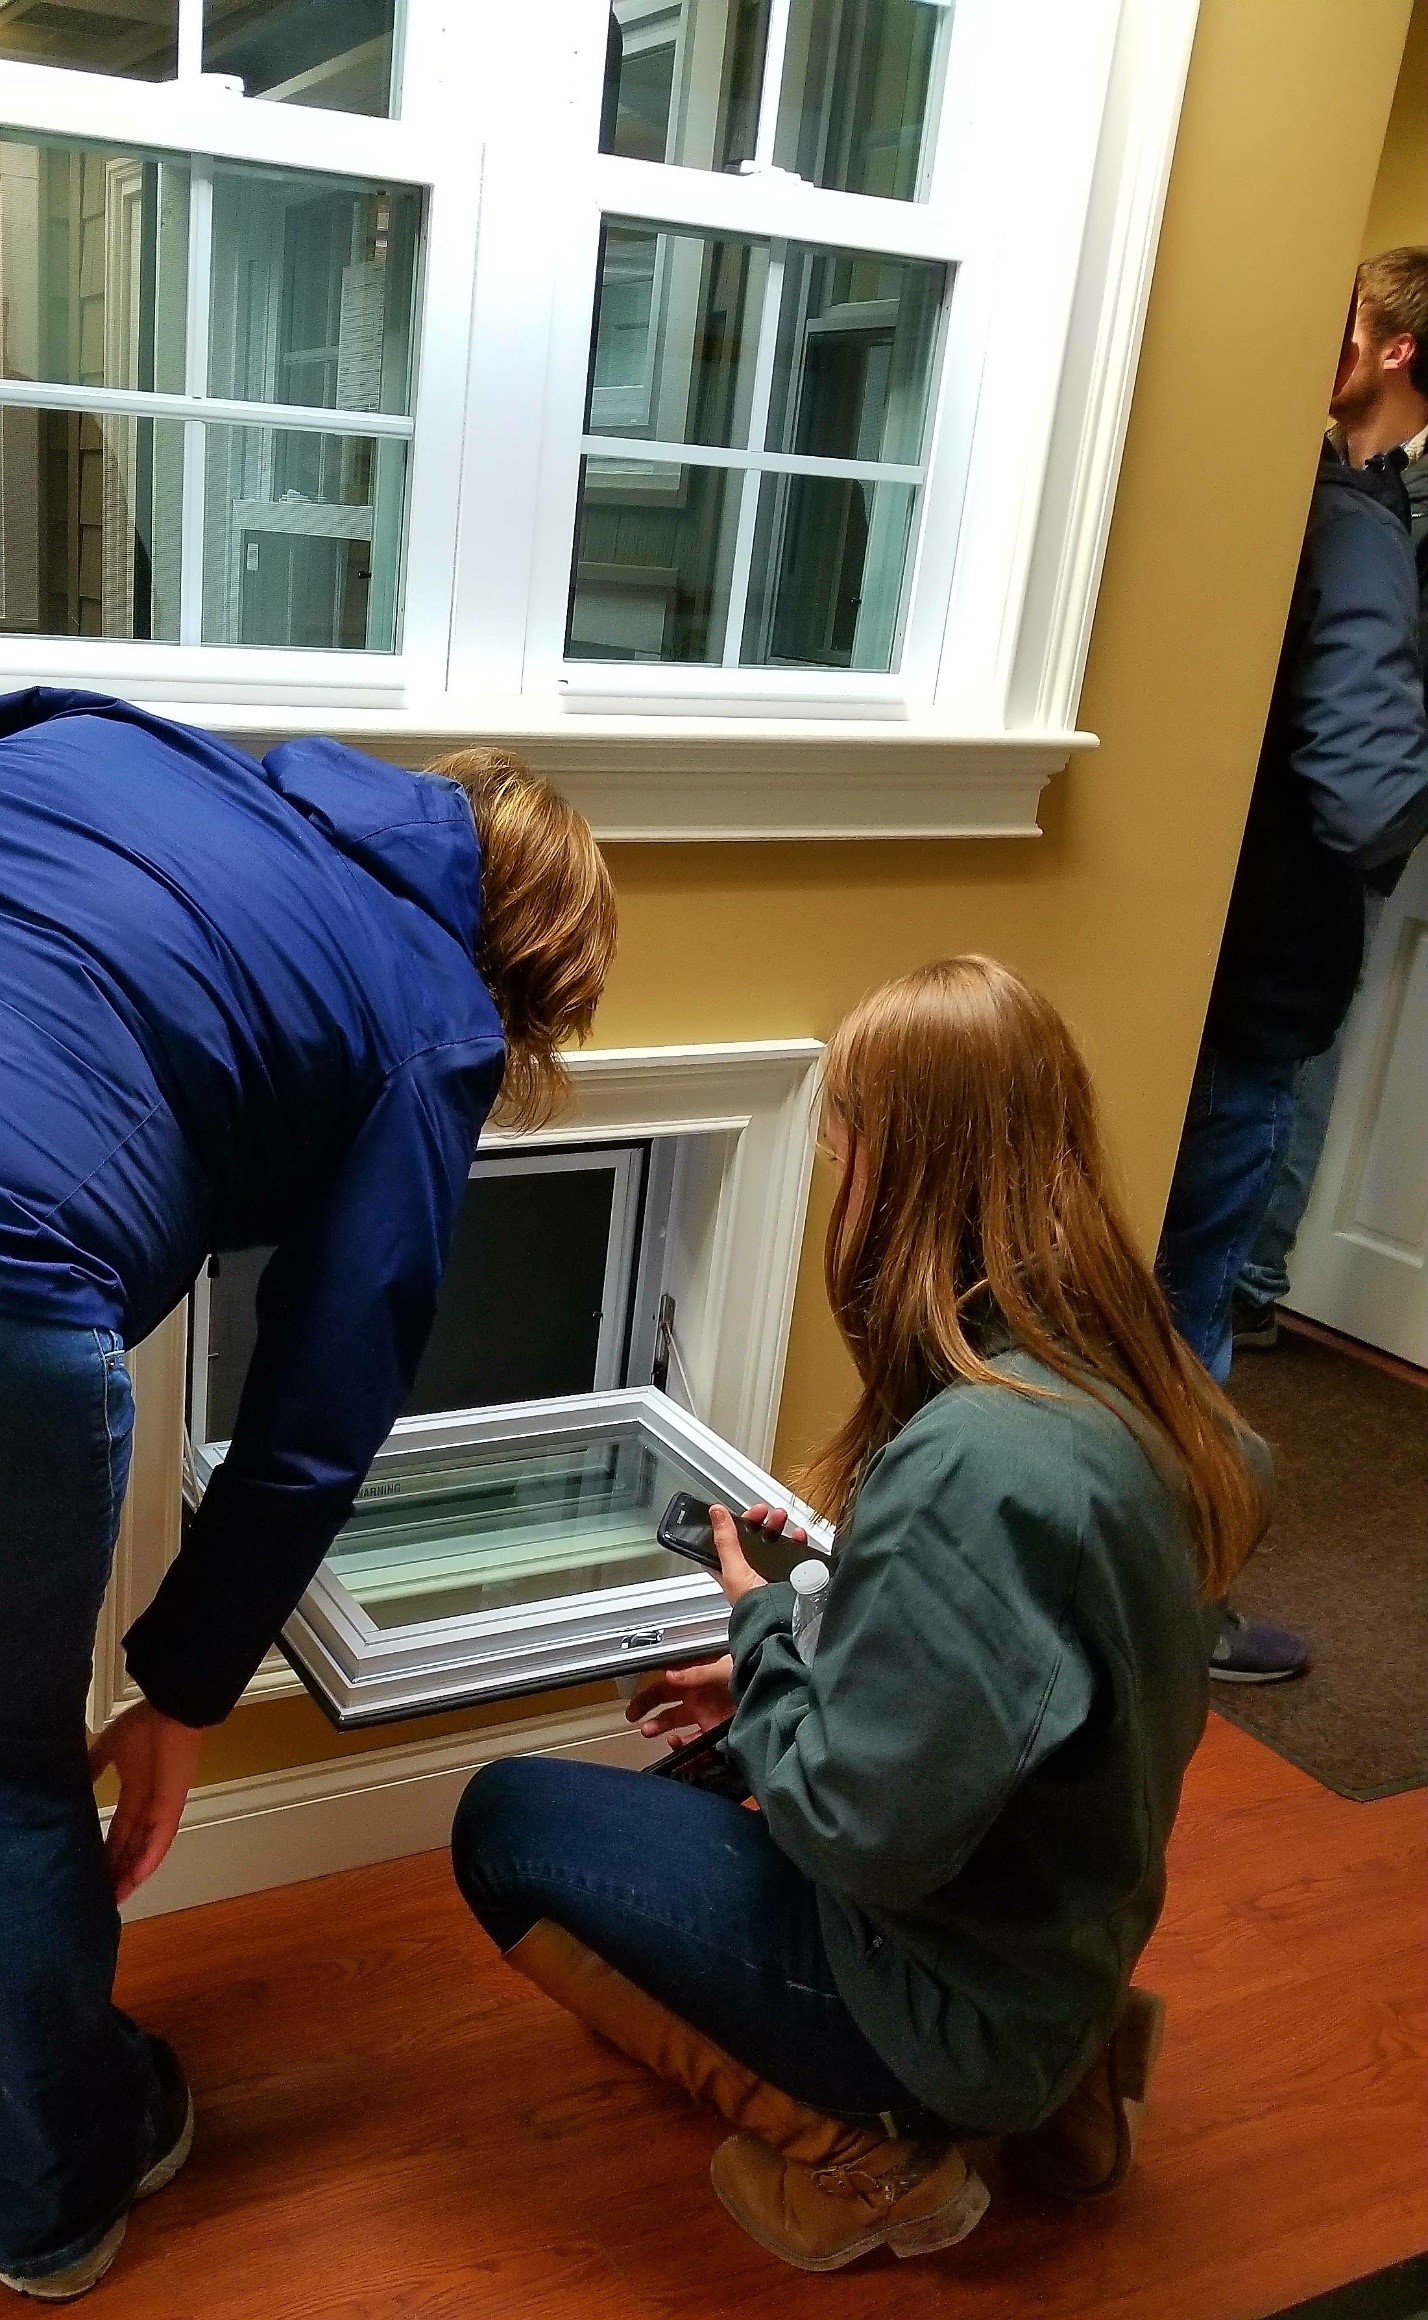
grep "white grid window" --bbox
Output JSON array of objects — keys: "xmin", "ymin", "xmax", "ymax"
[{"xmin": 0, "ymin": 0, "xmax": 1201, "ymax": 837}]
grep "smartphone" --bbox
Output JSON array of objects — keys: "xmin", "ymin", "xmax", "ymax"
[{"xmin": 656, "ymin": 1491, "xmax": 830, "ymax": 1586}]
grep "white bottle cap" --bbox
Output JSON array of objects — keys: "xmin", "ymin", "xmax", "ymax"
[{"xmin": 790, "ymin": 1559, "xmax": 829, "ymax": 1596}]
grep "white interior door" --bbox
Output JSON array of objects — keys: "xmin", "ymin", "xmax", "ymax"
[{"xmin": 1286, "ymin": 841, "xmax": 1428, "ymax": 1367}]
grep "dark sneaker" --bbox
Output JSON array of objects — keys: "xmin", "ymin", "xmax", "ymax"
[
  {"xmin": 1209, "ymin": 1606, "xmax": 1309, "ymax": 1684},
  {"xmin": 0, "ymin": 2037, "xmax": 193, "ymax": 2302},
  {"xmin": 1231, "ymin": 1293, "xmax": 1280, "ymax": 1350}
]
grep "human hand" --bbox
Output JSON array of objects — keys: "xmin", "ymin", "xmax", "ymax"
[
  {"xmin": 710, "ymin": 1501, "xmax": 809, "ymax": 1606},
  {"xmin": 89, "ymin": 1700, "xmax": 203, "ymax": 1904},
  {"xmin": 627, "ymin": 1655, "xmax": 735, "ymax": 1746}
]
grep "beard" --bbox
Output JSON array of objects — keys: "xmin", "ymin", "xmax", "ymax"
[{"xmin": 1329, "ymin": 339, "xmax": 1388, "ymax": 427}]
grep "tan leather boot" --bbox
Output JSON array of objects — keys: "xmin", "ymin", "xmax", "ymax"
[
  {"xmin": 1004, "ymin": 1987, "xmax": 1166, "ymax": 2199},
  {"xmin": 710, "ymin": 2129, "xmax": 990, "ymax": 2271},
  {"xmin": 505, "ymin": 1920, "xmax": 989, "ymax": 2269}
]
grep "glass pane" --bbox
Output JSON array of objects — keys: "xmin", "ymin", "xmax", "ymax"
[
  {"xmin": 741, "ymin": 472, "xmax": 916, "ymax": 669},
  {"xmin": 0, "ymin": 136, "xmax": 188, "ymax": 396},
  {"xmin": 327, "ymin": 1422, "xmax": 714, "ymax": 1629},
  {"xmin": 204, "ymin": 0, "xmax": 398, "ymax": 116},
  {"xmin": 201, "ymin": 424, "xmax": 406, "ymax": 650},
  {"xmin": 775, "ymin": 0, "xmax": 949, "ymax": 200},
  {"xmin": 0, "ymin": 406, "xmax": 181, "ymax": 640},
  {"xmin": 0, "ymin": 0, "xmax": 176, "ymax": 77},
  {"xmin": 588, "ymin": 223, "xmax": 767, "ymax": 449},
  {"xmin": 566, "ymin": 456, "xmax": 737, "ymax": 664},
  {"xmin": 209, "ymin": 166, "xmax": 420, "ymax": 416},
  {"xmin": 601, "ymin": 0, "xmax": 768, "ymax": 172},
  {"xmin": 764, "ymin": 247, "xmax": 944, "ymax": 464}
]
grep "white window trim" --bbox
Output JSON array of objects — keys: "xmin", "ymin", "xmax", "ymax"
[
  {"xmin": 89, "ymin": 1037, "xmax": 822, "ymax": 1727},
  {"xmin": 3, "ymin": 0, "xmax": 1197, "ymax": 838}
]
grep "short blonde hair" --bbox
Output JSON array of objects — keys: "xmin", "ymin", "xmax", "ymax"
[{"xmin": 428, "ymin": 748, "xmax": 617, "ymax": 1131}]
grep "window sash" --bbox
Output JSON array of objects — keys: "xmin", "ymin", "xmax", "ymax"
[{"xmin": 280, "ymin": 1386, "xmax": 831, "ymax": 1726}]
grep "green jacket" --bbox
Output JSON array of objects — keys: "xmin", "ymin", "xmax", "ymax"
[{"xmin": 728, "ymin": 1349, "xmax": 1223, "ymax": 2134}]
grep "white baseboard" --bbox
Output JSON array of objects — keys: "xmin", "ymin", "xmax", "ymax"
[{"xmin": 114, "ymin": 1702, "xmax": 658, "ymax": 1924}]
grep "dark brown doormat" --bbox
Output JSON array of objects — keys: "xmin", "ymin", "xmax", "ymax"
[{"xmin": 1218, "ymin": 1323, "xmax": 1427, "ymax": 1801}]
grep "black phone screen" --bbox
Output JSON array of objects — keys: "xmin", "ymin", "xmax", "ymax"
[{"xmin": 656, "ymin": 1492, "xmax": 828, "ymax": 1586}]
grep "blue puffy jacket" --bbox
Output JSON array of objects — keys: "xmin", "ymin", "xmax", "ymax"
[{"xmin": 0, "ymin": 690, "xmax": 505, "ymax": 1725}]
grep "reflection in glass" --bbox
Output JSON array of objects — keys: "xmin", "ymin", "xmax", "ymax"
[
  {"xmin": 598, "ymin": 0, "xmax": 949, "ymax": 202},
  {"xmin": 601, "ymin": 0, "xmax": 767, "ymax": 171},
  {"xmin": 765, "ymin": 247, "xmax": 944, "ymax": 464},
  {"xmin": 588, "ymin": 224, "xmax": 767, "ymax": 449},
  {"xmin": 775, "ymin": 0, "xmax": 948, "ymax": 200},
  {"xmin": 328, "ymin": 1426, "xmax": 711, "ymax": 1630},
  {"xmin": 0, "ymin": 408, "xmax": 181, "ymax": 640},
  {"xmin": 566, "ymin": 457, "xmax": 737, "ymax": 664},
  {"xmin": 204, "ymin": 0, "xmax": 399, "ymax": 117},
  {"xmin": 209, "ymin": 166, "xmax": 420, "ymax": 415},
  {"xmin": 0, "ymin": 136, "xmax": 188, "ymax": 397},
  {"xmin": 201, "ymin": 425, "xmax": 406, "ymax": 651},
  {"xmin": 0, "ymin": 0, "xmax": 176, "ymax": 78},
  {"xmin": 741, "ymin": 472, "xmax": 915, "ymax": 669}
]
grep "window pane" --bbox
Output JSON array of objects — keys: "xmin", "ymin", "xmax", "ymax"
[
  {"xmin": 0, "ymin": 136, "xmax": 188, "ymax": 397},
  {"xmin": 588, "ymin": 224, "xmax": 767, "ymax": 449},
  {"xmin": 201, "ymin": 424, "xmax": 406, "ymax": 650},
  {"xmin": 775, "ymin": 0, "xmax": 948, "ymax": 200},
  {"xmin": 328, "ymin": 1427, "xmax": 710, "ymax": 1629},
  {"xmin": 408, "ymin": 1169, "xmax": 620, "ymax": 1415},
  {"xmin": 764, "ymin": 248, "xmax": 944, "ymax": 464},
  {"xmin": 209, "ymin": 166, "xmax": 420, "ymax": 416},
  {"xmin": 601, "ymin": 0, "xmax": 768, "ymax": 171},
  {"xmin": 204, "ymin": 0, "xmax": 399, "ymax": 117},
  {"xmin": 0, "ymin": 0, "xmax": 177, "ymax": 78},
  {"xmin": 566, "ymin": 457, "xmax": 738, "ymax": 664},
  {"xmin": 741, "ymin": 471, "xmax": 915, "ymax": 669},
  {"xmin": 0, "ymin": 406, "xmax": 181, "ymax": 640}
]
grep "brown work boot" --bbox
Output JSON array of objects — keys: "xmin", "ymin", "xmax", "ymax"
[
  {"xmin": 711, "ymin": 2127, "xmax": 989, "ymax": 2272},
  {"xmin": 505, "ymin": 1921, "xmax": 989, "ymax": 2268},
  {"xmin": 1005, "ymin": 1987, "xmax": 1166, "ymax": 2198}
]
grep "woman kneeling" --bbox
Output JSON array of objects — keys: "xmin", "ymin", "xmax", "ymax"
[{"xmin": 451, "ymin": 957, "xmax": 1266, "ymax": 2273}]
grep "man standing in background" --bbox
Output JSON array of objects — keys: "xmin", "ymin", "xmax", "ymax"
[{"xmin": 1158, "ymin": 249, "xmax": 1428, "ymax": 1682}]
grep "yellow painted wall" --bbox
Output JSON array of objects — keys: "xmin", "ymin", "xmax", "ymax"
[
  {"xmin": 190, "ymin": 0, "xmax": 1416, "ymax": 1790},
  {"xmin": 1364, "ymin": 0, "xmax": 1428, "ymax": 252}
]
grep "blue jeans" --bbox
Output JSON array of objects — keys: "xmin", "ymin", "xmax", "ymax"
[
  {"xmin": 452, "ymin": 1753, "xmax": 943, "ymax": 2135},
  {"xmin": 1237, "ymin": 891, "xmax": 1384, "ymax": 1309},
  {"xmin": 1157, "ymin": 1043, "xmax": 1300, "ymax": 1383},
  {"xmin": 0, "ymin": 1317, "xmax": 165, "ymax": 2282}
]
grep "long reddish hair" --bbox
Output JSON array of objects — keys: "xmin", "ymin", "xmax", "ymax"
[{"xmin": 801, "ymin": 958, "xmax": 1265, "ymax": 1598}]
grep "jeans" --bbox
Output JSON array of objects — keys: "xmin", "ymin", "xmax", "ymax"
[
  {"xmin": 1237, "ymin": 890, "xmax": 1384, "ymax": 1309},
  {"xmin": 452, "ymin": 1753, "xmax": 942, "ymax": 2136},
  {"xmin": 1157, "ymin": 1043, "xmax": 1300, "ymax": 1384},
  {"xmin": 0, "ymin": 1317, "xmax": 163, "ymax": 2282}
]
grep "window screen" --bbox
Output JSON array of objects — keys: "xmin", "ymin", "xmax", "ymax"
[{"xmin": 194, "ymin": 1148, "xmax": 647, "ymax": 1444}]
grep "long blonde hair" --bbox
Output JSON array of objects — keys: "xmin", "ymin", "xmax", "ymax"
[
  {"xmin": 429, "ymin": 748, "xmax": 616, "ymax": 1130},
  {"xmin": 802, "ymin": 958, "xmax": 1265, "ymax": 1600}
]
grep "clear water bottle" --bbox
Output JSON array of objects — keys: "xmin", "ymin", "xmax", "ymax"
[{"xmin": 790, "ymin": 1559, "xmax": 830, "ymax": 1666}]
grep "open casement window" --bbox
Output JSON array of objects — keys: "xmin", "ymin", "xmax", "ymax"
[
  {"xmin": 280, "ymin": 1390, "xmax": 828, "ymax": 1727},
  {"xmin": 0, "ymin": 0, "xmax": 1201, "ymax": 832},
  {"xmin": 158, "ymin": 1042, "xmax": 823, "ymax": 1729}
]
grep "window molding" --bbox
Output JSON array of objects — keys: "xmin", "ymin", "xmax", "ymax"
[{"xmin": 89, "ymin": 1037, "xmax": 822, "ymax": 1726}]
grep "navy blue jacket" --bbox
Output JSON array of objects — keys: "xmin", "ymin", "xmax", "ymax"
[
  {"xmin": 1206, "ymin": 445, "xmax": 1428, "ymax": 1061},
  {"xmin": 0, "ymin": 691, "xmax": 505, "ymax": 1725}
]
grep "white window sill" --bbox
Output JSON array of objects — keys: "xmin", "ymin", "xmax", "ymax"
[{"xmin": 143, "ymin": 695, "xmax": 1096, "ymax": 840}]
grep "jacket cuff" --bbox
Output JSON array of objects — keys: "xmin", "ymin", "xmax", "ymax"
[
  {"xmin": 123, "ymin": 1465, "xmax": 354, "ymax": 1727},
  {"xmin": 728, "ymin": 1582, "xmax": 795, "ymax": 1693}
]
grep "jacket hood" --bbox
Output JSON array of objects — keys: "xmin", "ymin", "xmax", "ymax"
[
  {"xmin": 0, "ymin": 691, "xmax": 483, "ymax": 962},
  {"xmin": 262, "ymin": 735, "xmax": 481, "ymax": 960}
]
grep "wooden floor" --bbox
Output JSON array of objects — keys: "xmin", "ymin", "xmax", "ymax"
[{"xmin": 98, "ymin": 1716, "xmax": 1427, "ymax": 2320}]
